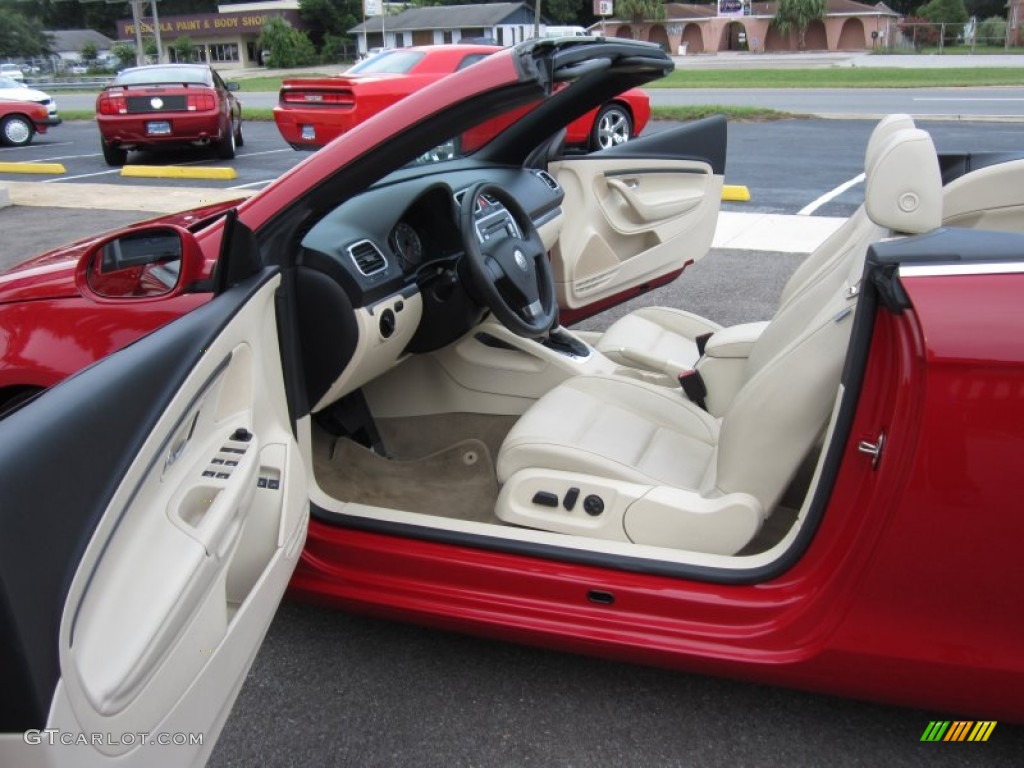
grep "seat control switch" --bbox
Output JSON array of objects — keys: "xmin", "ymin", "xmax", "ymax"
[
  {"xmin": 563, "ymin": 487, "xmax": 580, "ymax": 511},
  {"xmin": 531, "ymin": 491, "xmax": 559, "ymax": 508},
  {"xmin": 583, "ymin": 495, "xmax": 604, "ymax": 516}
]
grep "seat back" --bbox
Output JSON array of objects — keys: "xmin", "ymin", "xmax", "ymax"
[
  {"xmin": 778, "ymin": 114, "xmax": 916, "ymax": 308},
  {"xmin": 712, "ymin": 127, "xmax": 943, "ymax": 511}
]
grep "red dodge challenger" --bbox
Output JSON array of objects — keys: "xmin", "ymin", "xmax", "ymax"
[
  {"xmin": 273, "ymin": 44, "xmax": 650, "ymax": 151},
  {"xmin": 1, "ymin": 38, "xmax": 1024, "ymax": 766}
]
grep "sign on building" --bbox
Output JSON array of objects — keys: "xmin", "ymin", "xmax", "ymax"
[{"xmin": 717, "ymin": 0, "xmax": 752, "ymax": 16}]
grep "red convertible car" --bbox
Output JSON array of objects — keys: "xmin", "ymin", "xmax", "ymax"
[
  {"xmin": 273, "ymin": 44, "xmax": 650, "ymax": 151},
  {"xmin": 1, "ymin": 37, "xmax": 1023, "ymax": 766},
  {"xmin": 96, "ymin": 63, "xmax": 244, "ymax": 166}
]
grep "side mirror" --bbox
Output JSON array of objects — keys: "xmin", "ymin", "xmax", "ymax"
[
  {"xmin": 226, "ymin": 82, "xmax": 240, "ymax": 92},
  {"xmin": 79, "ymin": 225, "xmax": 207, "ymax": 299}
]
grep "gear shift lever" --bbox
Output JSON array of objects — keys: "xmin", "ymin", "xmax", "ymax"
[{"xmin": 540, "ymin": 326, "xmax": 591, "ymax": 358}]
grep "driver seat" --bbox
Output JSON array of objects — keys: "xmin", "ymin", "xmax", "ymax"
[
  {"xmin": 494, "ymin": 127, "xmax": 942, "ymax": 555},
  {"xmin": 591, "ymin": 113, "xmax": 917, "ymax": 374}
]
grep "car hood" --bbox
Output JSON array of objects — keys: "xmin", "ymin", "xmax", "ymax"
[
  {"xmin": 0, "ymin": 86, "xmax": 51, "ymax": 103},
  {"xmin": 0, "ymin": 200, "xmax": 239, "ymax": 303}
]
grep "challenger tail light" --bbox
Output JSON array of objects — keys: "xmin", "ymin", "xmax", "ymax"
[
  {"xmin": 97, "ymin": 93, "xmax": 127, "ymax": 115},
  {"xmin": 280, "ymin": 90, "xmax": 354, "ymax": 107}
]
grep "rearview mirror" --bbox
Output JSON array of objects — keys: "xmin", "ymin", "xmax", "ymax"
[{"xmin": 81, "ymin": 225, "xmax": 206, "ymax": 299}]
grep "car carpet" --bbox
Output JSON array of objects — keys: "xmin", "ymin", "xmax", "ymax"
[{"xmin": 314, "ymin": 435, "xmax": 503, "ymax": 524}]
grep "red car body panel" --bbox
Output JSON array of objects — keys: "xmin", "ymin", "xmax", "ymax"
[
  {"xmin": 0, "ymin": 100, "xmax": 51, "ymax": 137},
  {"xmin": 272, "ymin": 45, "xmax": 649, "ymax": 150},
  {"xmin": 0, "ymin": 201, "xmax": 237, "ymax": 392}
]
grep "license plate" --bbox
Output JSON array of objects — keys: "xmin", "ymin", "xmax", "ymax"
[
  {"xmin": 301, "ymin": 124, "xmax": 316, "ymax": 141},
  {"xmin": 146, "ymin": 121, "xmax": 172, "ymax": 136}
]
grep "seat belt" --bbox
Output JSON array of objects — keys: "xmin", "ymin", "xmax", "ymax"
[{"xmin": 678, "ymin": 370, "xmax": 708, "ymax": 411}]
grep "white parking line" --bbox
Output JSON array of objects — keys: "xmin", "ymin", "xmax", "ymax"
[
  {"xmin": 0, "ymin": 142, "xmax": 75, "ymax": 153},
  {"xmin": 42, "ymin": 169, "xmax": 121, "ymax": 182},
  {"xmin": 798, "ymin": 172, "xmax": 865, "ymax": 217},
  {"xmin": 228, "ymin": 180, "xmax": 275, "ymax": 190},
  {"xmin": 236, "ymin": 148, "xmax": 293, "ymax": 157},
  {"xmin": 913, "ymin": 97, "xmax": 1024, "ymax": 102},
  {"xmin": 27, "ymin": 153, "xmax": 101, "ymax": 162}
]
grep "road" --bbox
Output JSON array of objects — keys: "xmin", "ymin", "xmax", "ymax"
[{"xmin": 52, "ymin": 86, "xmax": 1024, "ymax": 118}]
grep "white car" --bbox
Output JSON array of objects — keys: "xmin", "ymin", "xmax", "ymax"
[
  {"xmin": 0, "ymin": 63, "xmax": 24, "ymax": 82},
  {"xmin": 0, "ymin": 76, "xmax": 60, "ymax": 121}
]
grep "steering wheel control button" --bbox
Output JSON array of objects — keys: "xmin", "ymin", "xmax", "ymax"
[
  {"xmin": 583, "ymin": 494, "xmax": 605, "ymax": 516},
  {"xmin": 379, "ymin": 308, "xmax": 396, "ymax": 338},
  {"xmin": 563, "ymin": 487, "xmax": 580, "ymax": 511},
  {"xmin": 532, "ymin": 491, "xmax": 559, "ymax": 508}
]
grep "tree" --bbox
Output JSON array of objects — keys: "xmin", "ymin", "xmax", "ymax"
[
  {"xmin": 171, "ymin": 36, "xmax": 198, "ymax": 63},
  {"xmin": 976, "ymin": 15, "xmax": 1007, "ymax": 46},
  {"xmin": 772, "ymin": 0, "xmax": 826, "ymax": 51},
  {"xmin": 111, "ymin": 41, "xmax": 137, "ymax": 66},
  {"xmin": 300, "ymin": 0, "xmax": 359, "ymax": 52},
  {"xmin": 257, "ymin": 17, "xmax": 316, "ymax": 68},
  {"xmin": 615, "ymin": 0, "xmax": 666, "ymax": 39},
  {"xmin": 81, "ymin": 41, "xmax": 98, "ymax": 63},
  {"xmin": 0, "ymin": 7, "xmax": 51, "ymax": 57},
  {"xmin": 916, "ymin": 0, "xmax": 969, "ymax": 44}
]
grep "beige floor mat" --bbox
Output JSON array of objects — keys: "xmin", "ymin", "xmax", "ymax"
[{"xmin": 314, "ymin": 434, "xmax": 502, "ymax": 524}]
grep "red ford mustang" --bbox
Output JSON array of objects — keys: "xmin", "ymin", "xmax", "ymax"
[
  {"xmin": 96, "ymin": 63, "xmax": 244, "ymax": 166},
  {"xmin": 273, "ymin": 44, "xmax": 650, "ymax": 151},
  {"xmin": 1, "ymin": 37, "xmax": 1023, "ymax": 766}
]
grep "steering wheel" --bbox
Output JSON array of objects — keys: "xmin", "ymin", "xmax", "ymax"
[{"xmin": 459, "ymin": 182, "xmax": 558, "ymax": 338}]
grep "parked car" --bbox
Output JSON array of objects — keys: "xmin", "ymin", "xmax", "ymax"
[
  {"xmin": 0, "ymin": 76, "xmax": 60, "ymax": 123},
  {"xmin": 0, "ymin": 98, "xmax": 55, "ymax": 146},
  {"xmin": 1, "ymin": 38, "xmax": 1024, "ymax": 765},
  {"xmin": 274, "ymin": 44, "xmax": 650, "ymax": 151},
  {"xmin": 0, "ymin": 63, "xmax": 24, "ymax": 82},
  {"xmin": 95, "ymin": 63, "xmax": 243, "ymax": 166}
]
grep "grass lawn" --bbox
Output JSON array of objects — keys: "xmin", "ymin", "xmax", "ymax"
[
  {"xmin": 651, "ymin": 105, "xmax": 794, "ymax": 121},
  {"xmin": 650, "ymin": 67, "xmax": 1024, "ymax": 88}
]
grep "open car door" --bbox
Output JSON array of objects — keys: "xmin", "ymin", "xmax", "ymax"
[
  {"xmin": 549, "ymin": 115, "xmax": 727, "ymax": 322},
  {"xmin": 0, "ymin": 261, "xmax": 307, "ymax": 766}
]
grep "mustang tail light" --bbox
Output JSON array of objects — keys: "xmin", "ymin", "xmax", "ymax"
[
  {"xmin": 187, "ymin": 92, "xmax": 217, "ymax": 111},
  {"xmin": 98, "ymin": 93, "xmax": 128, "ymax": 115},
  {"xmin": 281, "ymin": 90, "xmax": 355, "ymax": 108}
]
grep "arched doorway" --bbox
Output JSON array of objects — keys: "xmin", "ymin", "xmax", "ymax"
[
  {"xmin": 804, "ymin": 20, "xmax": 827, "ymax": 50},
  {"xmin": 616, "ymin": 25, "xmax": 633, "ymax": 39},
  {"xmin": 837, "ymin": 18, "xmax": 866, "ymax": 50},
  {"xmin": 764, "ymin": 24, "xmax": 791, "ymax": 52},
  {"xmin": 682, "ymin": 23, "xmax": 704, "ymax": 54},
  {"xmin": 648, "ymin": 24, "xmax": 669, "ymax": 51},
  {"xmin": 721, "ymin": 21, "xmax": 749, "ymax": 51}
]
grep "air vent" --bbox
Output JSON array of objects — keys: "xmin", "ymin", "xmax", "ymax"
[
  {"xmin": 535, "ymin": 170, "xmax": 560, "ymax": 192},
  {"xmin": 347, "ymin": 240, "xmax": 387, "ymax": 276}
]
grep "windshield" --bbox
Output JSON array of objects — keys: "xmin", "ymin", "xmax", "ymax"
[
  {"xmin": 115, "ymin": 66, "xmax": 209, "ymax": 86},
  {"xmin": 349, "ymin": 50, "xmax": 425, "ymax": 75}
]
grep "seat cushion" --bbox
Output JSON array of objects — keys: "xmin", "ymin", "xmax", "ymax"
[
  {"xmin": 595, "ymin": 307, "xmax": 723, "ymax": 370},
  {"xmin": 497, "ymin": 375, "xmax": 720, "ymax": 490}
]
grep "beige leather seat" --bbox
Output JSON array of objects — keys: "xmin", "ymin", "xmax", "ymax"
[
  {"xmin": 495, "ymin": 127, "xmax": 942, "ymax": 556},
  {"xmin": 593, "ymin": 114, "xmax": 917, "ymax": 374}
]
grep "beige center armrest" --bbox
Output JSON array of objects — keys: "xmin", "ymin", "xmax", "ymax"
[
  {"xmin": 703, "ymin": 322, "xmax": 769, "ymax": 359},
  {"xmin": 697, "ymin": 322, "xmax": 768, "ymax": 416}
]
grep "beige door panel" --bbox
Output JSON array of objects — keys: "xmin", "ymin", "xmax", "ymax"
[
  {"xmin": 550, "ymin": 158, "xmax": 723, "ymax": 310},
  {"xmin": 943, "ymin": 159, "xmax": 1024, "ymax": 232},
  {"xmin": 44, "ymin": 277, "xmax": 308, "ymax": 766}
]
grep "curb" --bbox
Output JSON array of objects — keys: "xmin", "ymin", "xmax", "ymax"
[
  {"xmin": 0, "ymin": 162, "xmax": 67, "ymax": 175},
  {"xmin": 120, "ymin": 166, "xmax": 239, "ymax": 180}
]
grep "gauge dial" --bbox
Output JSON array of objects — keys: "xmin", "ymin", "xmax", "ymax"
[{"xmin": 392, "ymin": 222, "xmax": 423, "ymax": 268}]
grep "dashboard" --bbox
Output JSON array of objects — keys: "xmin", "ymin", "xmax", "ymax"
[{"xmin": 294, "ymin": 162, "xmax": 564, "ymax": 410}]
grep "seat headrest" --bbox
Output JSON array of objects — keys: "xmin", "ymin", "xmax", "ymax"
[
  {"xmin": 864, "ymin": 114, "xmax": 916, "ymax": 170},
  {"xmin": 865, "ymin": 128, "xmax": 942, "ymax": 235}
]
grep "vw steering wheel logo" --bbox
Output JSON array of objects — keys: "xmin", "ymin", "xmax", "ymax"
[{"xmin": 514, "ymin": 249, "xmax": 528, "ymax": 271}]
